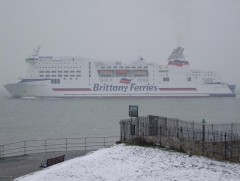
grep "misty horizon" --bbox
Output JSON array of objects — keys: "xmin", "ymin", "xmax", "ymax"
[{"xmin": 1, "ymin": 0, "xmax": 240, "ymax": 88}]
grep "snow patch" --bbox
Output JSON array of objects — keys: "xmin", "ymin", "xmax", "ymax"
[{"xmin": 15, "ymin": 144, "xmax": 240, "ymax": 181}]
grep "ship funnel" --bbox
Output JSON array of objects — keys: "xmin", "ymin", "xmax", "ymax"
[
  {"xmin": 168, "ymin": 47, "xmax": 185, "ymax": 61},
  {"xmin": 176, "ymin": 47, "xmax": 181, "ymax": 53},
  {"xmin": 180, "ymin": 48, "xmax": 184, "ymax": 54}
]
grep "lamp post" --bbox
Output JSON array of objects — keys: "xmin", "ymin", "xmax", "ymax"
[{"xmin": 202, "ymin": 118, "xmax": 206, "ymax": 155}]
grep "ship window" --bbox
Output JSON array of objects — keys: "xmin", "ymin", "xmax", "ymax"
[
  {"xmin": 131, "ymin": 66, "xmax": 136, "ymax": 68},
  {"xmin": 187, "ymin": 77, "xmax": 191, "ymax": 81},
  {"xmin": 101, "ymin": 66, "xmax": 105, "ymax": 68},
  {"xmin": 76, "ymin": 71, "xmax": 81, "ymax": 73},
  {"xmin": 52, "ymin": 71, "xmax": 56, "ymax": 73},
  {"xmin": 125, "ymin": 66, "xmax": 130, "ymax": 68},
  {"xmin": 113, "ymin": 66, "xmax": 117, "ymax": 68},
  {"xmin": 58, "ymin": 71, "xmax": 62, "ymax": 73},
  {"xmin": 163, "ymin": 77, "xmax": 169, "ymax": 82},
  {"xmin": 70, "ymin": 71, "xmax": 75, "ymax": 73},
  {"xmin": 64, "ymin": 71, "xmax": 69, "ymax": 73},
  {"xmin": 39, "ymin": 75, "xmax": 44, "ymax": 77},
  {"xmin": 39, "ymin": 71, "xmax": 44, "ymax": 73},
  {"xmin": 107, "ymin": 66, "xmax": 111, "ymax": 68},
  {"xmin": 51, "ymin": 79, "xmax": 60, "ymax": 84},
  {"xmin": 46, "ymin": 71, "xmax": 50, "ymax": 73},
  {"xmin": 70, "ymin": 75, "xmax": 75, "ymax": 77},
  {"xmin": 120, "ymin": 66, "xmax": 124, "ymax": 68},
  {"xmin": 64, "ymin": 75, "xmax": 68, "ymax": 77},
  {"xmin": 76, "ymin": 75, "xmax": 81, "ymax": 77},
  {"xmin": 46, "ymin": 75, "xmax": 50, "ymax": 77},
  {"xmin": 52, "ymin": 75, "xmax": 56, "ymax": 77},
  {"xmin": 58, "ymin": 75, "xmax": 62, "ymax": 77},
  {"xmin": 137, "ymin": 66, "xmax": 142, "ymax": 68},
  {"xmin": 144, "ymin": 66, "xmax": 148, "ymax": 68}
]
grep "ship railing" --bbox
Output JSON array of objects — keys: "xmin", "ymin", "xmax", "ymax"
[{"xmin": 0, "ymin": 136, "xmax": 120, "ymax": 158}]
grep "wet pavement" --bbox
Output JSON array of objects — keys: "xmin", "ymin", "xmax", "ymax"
[{"xmin": 0, "ymin": 150, "xmax": 92, "ymax": 180}]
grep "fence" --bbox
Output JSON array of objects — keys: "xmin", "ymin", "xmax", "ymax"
[
  {"xmin": 120, "ymin": 115, "xmax": 240, "ymax": 162},
  {"xmin": 0, "ymin": 136, "xmax": 119, "ymax": 158}
]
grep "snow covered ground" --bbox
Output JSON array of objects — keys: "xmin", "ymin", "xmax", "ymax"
[{"xmin": 15, "ymin": 144, "xmax": 240, "ymax": 181}]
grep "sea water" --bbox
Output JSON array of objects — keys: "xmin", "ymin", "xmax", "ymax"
[{"xmin": 0, "ymin": 89, "xmax": 240, "ymax": 145}]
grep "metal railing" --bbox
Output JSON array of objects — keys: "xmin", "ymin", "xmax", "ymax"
[
  {"xmin": 0, "ymin": 176, "xmax": 13, "ymax": 181},
  {"xmin": 0, "ymin": 136, "xmax": 119, "ymax": 158},
  {"xmin": 120, "ymin": 115, "xmax": 240, "ymax": 142}
]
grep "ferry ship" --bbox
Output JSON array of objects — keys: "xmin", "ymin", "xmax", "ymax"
[{"xmin": 4, "ymin": 47, "xmax": 236, "ymax": 98}]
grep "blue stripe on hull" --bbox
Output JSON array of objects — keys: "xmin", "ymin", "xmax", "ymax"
[{"xmin": 209, "ymin": 93, "xmax": 236, "ymax": 97}]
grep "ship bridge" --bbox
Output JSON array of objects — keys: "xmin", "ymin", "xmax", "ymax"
[
  {"xmin": 25, "ymin": 46, "xmax": 41, "ymax": 63},
  {"xmin": 26, "ymin": 57, "xmax": 39, "ymax": 63}
]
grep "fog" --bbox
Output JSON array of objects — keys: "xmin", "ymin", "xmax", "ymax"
[{"xmin": 0, "ymin": 0, "xmax": 240, "ymax": 89}]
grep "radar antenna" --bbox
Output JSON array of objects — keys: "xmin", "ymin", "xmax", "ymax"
[
  {"xmin": 32, "ymin": 45, "xmax": 41, "ymax": 56},
  {"xmin": 138, "ymin": 49, "xmax": 144, "ymax": 61}
]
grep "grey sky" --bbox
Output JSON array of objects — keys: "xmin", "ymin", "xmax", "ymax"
[{"xmin": 0, "ymin": 0, "xmax": 240, "ymax": 88}]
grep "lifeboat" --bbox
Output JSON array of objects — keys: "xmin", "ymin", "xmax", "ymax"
[{"xmin": 116, "ymin": 70, "xmax": 128, "ymax": 75}]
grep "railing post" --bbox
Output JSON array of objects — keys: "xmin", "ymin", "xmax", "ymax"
[
  {"xmin": 159, "ymin": 126, "xmax": 162, "ymax": 146},
  {"xmin": 202, "ymin": 119, "xmax": 206, "ymax": 156},
  {"xmin": 24, "ymin": 141, "xmax": 26, "ymax": 155},
  {"xmin": 1, "ymin": 145, "xmax": 4, "ymax": 158},
  {"xmin": 224, "ymin": 132, "xmax": 227, "ymax": 160},
  {"xmin": 192, "ymin": 123, "xmax": 195, "ymax": 140},
  {"xmin": 66, "ymin": 138, "xmax": 68, "ymax": 153},
  {"xmin": 45, "ymin": 140, "xmax": 47, "ymax": 153},
  {"xmin": 84, "ymin": 137, "xmax": 87, "ymax": 153}
]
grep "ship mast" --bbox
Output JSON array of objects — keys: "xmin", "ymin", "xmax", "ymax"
[{"xmin": 32, "ymin": 45, "xmax": 41, "ymax": 57}]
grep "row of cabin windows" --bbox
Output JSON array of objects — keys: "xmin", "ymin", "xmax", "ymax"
[
  {"xmin": 36, "ymin": 62, "xmax": 82, "ymax": 65},
  {"xmin": 100, "ymin": 66, "xmax": 148, "ymax": 69},
  {"xmin": 187, "ymin": 77, "xmax": 215, "ymax": 82},
  {"xmin": 34, "ymin": 67, "xmax": 81, "ymax": 69},
  {"xmin": 50, "ymin": 78, "xmax": 85, "ymax": 84},
  {"xmin": 63, "ymin": 78, "xmax": 80, "ymax": 81},
  {"xmin": 186, "ymin": 74, "xmax": 216, "ymax": 77},
  {"xmin": 160, "ymin": 73, "xmax": 216, "ymax": 77},
  {"xmin": 39, "ymin": 71, "xmax": 81, "ymax": 73},
  {"xmin": 39, "ymin": 74, "xmax": 81, "ymax": 78},
  {"xmin": 99, "ymin": 78, "xmax": 149, "ymax": 83},
  {"xmin": 163, "ymin": 77, "xmax": 206, "ymax": 82},
  {"xmin": 99, "ymin": 74, "xmax": 147, "ymax": 78}
]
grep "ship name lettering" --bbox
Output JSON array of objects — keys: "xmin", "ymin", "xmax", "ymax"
[
  {"xmin": 130, "ymin": 83, "xmax": 158, "ymax": 92},
  {"xmin": 93, "ymin": 84, "xmax": 128, "ymax": 92}
]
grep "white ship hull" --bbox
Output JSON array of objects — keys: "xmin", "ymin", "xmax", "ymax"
[
  {"xmin": 4, "ymin": 81, "xmax": 235, "ymax": 98},
  {"xmin": 4, "ymin": 47, "xmax": 236, "ymax": 98}
]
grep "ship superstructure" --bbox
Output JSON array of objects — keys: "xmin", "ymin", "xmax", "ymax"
[{"xmin": 4, "ymin": 47, "xmax": 236, "ymax": 97}]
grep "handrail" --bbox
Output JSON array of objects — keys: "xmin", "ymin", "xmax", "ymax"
[
  {"xmin": 0, "ymin": 136, "xmax": 119, "ymax": 158},
  {"xmin": 0, "ymin": 176, "xmax": 13, "ymax": 181}
]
